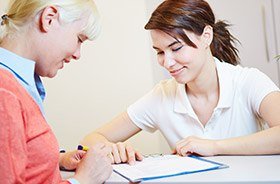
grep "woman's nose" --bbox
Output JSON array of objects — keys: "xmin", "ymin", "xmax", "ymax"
[
  {"xmin": 72, "ymin": 47, "xmax": 81, "ymax": 60},
  {"xmin": 163, "ymin": 54, "xmax": 176, "ymax": 68}
]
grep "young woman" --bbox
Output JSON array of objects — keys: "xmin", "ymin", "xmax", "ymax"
[
  {"xmin": 0, "ymin": 0, "xmax": 112, "ymax": 183},
  {"xmin": 82, "ymin": 0, "xmax": 280, "ymax": 164}
]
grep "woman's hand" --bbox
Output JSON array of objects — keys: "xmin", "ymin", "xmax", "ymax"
[
  {"xmin": 174, "ymin": 136, "xmax": 219, "ymax": 156},
  {"xmin": 59, "ymin": 150, "xmax": 86, "ymax": 170},
  {"xmin": 74, "ymin": 143, "xmax": 113, "ymax": 184},
  {"xmin": 107, "ymin": 142, "xmax": 143, "ymax": 165}
]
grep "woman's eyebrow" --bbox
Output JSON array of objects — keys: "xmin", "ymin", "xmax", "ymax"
[{"xmin": 153, "ymin": 41, "xmax": 181, "ymax": 50}]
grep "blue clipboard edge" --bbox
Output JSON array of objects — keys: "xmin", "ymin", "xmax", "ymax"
[
  {"xmin": 189, "ymin": 155, "xmax": 229, "ymax": 169},
  {"xmin": 113, "ymin": 155, "xmax": 229, "ymax": 182}
]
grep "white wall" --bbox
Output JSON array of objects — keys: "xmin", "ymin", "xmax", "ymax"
[
  {"xmin": 0, "ymin": 1, "xmax": 9, "ymax": 17},
  {"xmin": 207, "ymin": 0, "xmax": 280, "ymax": 86}
]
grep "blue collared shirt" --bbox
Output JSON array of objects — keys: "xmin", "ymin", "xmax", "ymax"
[{"xmin": 0, "ymin": 47, "xmax": 46, "ymax": 114}]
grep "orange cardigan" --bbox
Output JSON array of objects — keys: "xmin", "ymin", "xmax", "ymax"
[{"xmin": 0, "ymin": 69, "xmax": 69, "ymax": 183}]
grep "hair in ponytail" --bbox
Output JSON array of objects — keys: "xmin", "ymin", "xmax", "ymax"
[
  {"xmin": 145, "ymin": 0, "xmax": 240, "ymax": 65},
  {"xmin": 212, "ymin": 21, "xmax": 239, "ymax": 65}
]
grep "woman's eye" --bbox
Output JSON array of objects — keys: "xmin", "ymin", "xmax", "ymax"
[
  {"xmin": 78, "ymin": 37, "xmax": 83, "ymax": 43},
  {"xmin": 172, "ymin": 45, "xmax": 183, "ymax": 52},
  {"xmin": 157, "ymin": 51, "xmax": 164, "ymax": 55}
]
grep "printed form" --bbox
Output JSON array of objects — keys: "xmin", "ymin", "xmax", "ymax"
[{"xmin": 113, "ymin": 154, "xmax": 228, "ymax": 182}]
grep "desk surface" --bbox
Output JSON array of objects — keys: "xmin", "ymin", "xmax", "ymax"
[{"xmin": 61, "ymin": 155, "xmax": 280, "ymax": 183}]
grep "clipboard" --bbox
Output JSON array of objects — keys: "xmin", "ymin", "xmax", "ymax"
[{"xmin": 112, "ymin": 154, "xmax": 228, "ymax": 182}]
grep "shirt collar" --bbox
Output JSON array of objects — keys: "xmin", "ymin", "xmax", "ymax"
[
  {"xmin": 0, "ymin": 47, "xmax": 36, "ymax": 86},
  {"xmin": 214, "ymin": 57, "xmax": 234, "ymax": 109},
  {"xmin": 0, "ymin": 47, "xmax": 46, "ymax": 101},
  {"xmin": 174, "ymin": 57, "xmax": 234, "ymax": 114}
]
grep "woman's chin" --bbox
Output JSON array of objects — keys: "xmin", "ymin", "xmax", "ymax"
[
  {"xmin": 174, "ymin": 77, "xmax": 188, "ymax": 84},
  {"xmin": 47, "ymin": 70, "xmax": 58, "ymax": 78}
]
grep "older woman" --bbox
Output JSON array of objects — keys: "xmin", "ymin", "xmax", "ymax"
[{"xmin": 0, "ymin": 0, "xmax": 112, "ymax": 183}]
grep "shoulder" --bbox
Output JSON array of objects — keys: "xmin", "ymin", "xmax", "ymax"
[
  {"xmin": 0, "ymin": 69, "xmax": 21, "ymax": 90},
  {"xmin": 233, "ymin": 65, "xmax": 274, "ymax": 89},
  {"xmin": 231, "ymin": 65, "xmax": 279, "ymax": 113},
  {"xmin": 217, "ymin": 61, "xmax": 272, "ymax": 87},
  {"xmin": 153, "ymin": 78, "xmax": 178, "ymax": 97},
  {"xmin": 217, "ymin": 60, "xmax": 245, "ymax": 78},
  {"xmin": 0, "ymin": 69, "xmax": 32, "ymax": 104},
  {"xmin": 235, "ymin": 65, "xmax": 263, "ymax": 80},
  {"xmin": 129, "ymin": 78, "xmax": 177, "ymax": 109}
]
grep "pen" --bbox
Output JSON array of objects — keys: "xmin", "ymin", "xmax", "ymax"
[{"xmin": 77, "ymin": 145, "xmax": 89, "ymax": 151}]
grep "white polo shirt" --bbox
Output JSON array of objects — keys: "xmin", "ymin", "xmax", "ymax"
[{"xmin": 127, "ymin": 57, "xmax": 280, "ymax": 149}]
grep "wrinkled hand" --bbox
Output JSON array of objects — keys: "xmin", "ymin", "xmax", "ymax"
[
  {"xmin": 174, "ymin": 136, "xmax": 218, "ymax": 156},
  {"xmin": 59, "ymin": 150, "xmax": 86, "ymax": 170},
  {"xmin": 107, "ymin": 142, "xmax": 143, "ymax": 165},
  {"xmin": 74, "ymin": 143, "xmax": 113, "ymax": 184}
]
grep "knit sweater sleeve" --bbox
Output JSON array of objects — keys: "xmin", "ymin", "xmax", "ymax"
[{"xmin": 0, "ymin": 89, "xmax": 27, "ymax": 183}]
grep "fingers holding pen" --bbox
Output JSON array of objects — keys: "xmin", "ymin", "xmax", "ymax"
[{"xmin": 74, "ymin": 143, "xmax": 113, "ymax": 184}]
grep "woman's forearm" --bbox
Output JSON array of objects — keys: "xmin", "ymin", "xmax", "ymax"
[
  {"xmin": 216, "ymin": 125, "xmax": 280, "ymax": 155},
  {"xmin": 81, "ymin": 132, "xmax": 111, "ymax": 147}
]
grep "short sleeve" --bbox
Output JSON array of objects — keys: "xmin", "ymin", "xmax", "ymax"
[
  {"xmin": 241, "ymin": 68, "xmax": 280, "ymax": 115},
  {"xmin": 0, "ymin": 89, "xmax": 28, "ymax": 183},
  {"xmin": 127, "ymin": 85, "xmax": 162, "ymax": 133}
]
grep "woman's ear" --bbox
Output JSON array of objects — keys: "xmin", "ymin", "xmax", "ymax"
[
  {"xmin": 202, "ymin": 25, "xmax": 213, "ymax": 48},
  {"xmin": 39, "ymin": 6, "xmax": 59, "ymax": 32}
]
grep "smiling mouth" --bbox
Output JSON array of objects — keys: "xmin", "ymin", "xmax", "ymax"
[{"xmin": 169, "ymin": 66, "xmax": 186, "ymax": 76}]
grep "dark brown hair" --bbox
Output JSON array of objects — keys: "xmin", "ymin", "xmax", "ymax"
[{"xmin": 145, "ymin": 0, "xmax": 239, "ymax": 65}]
